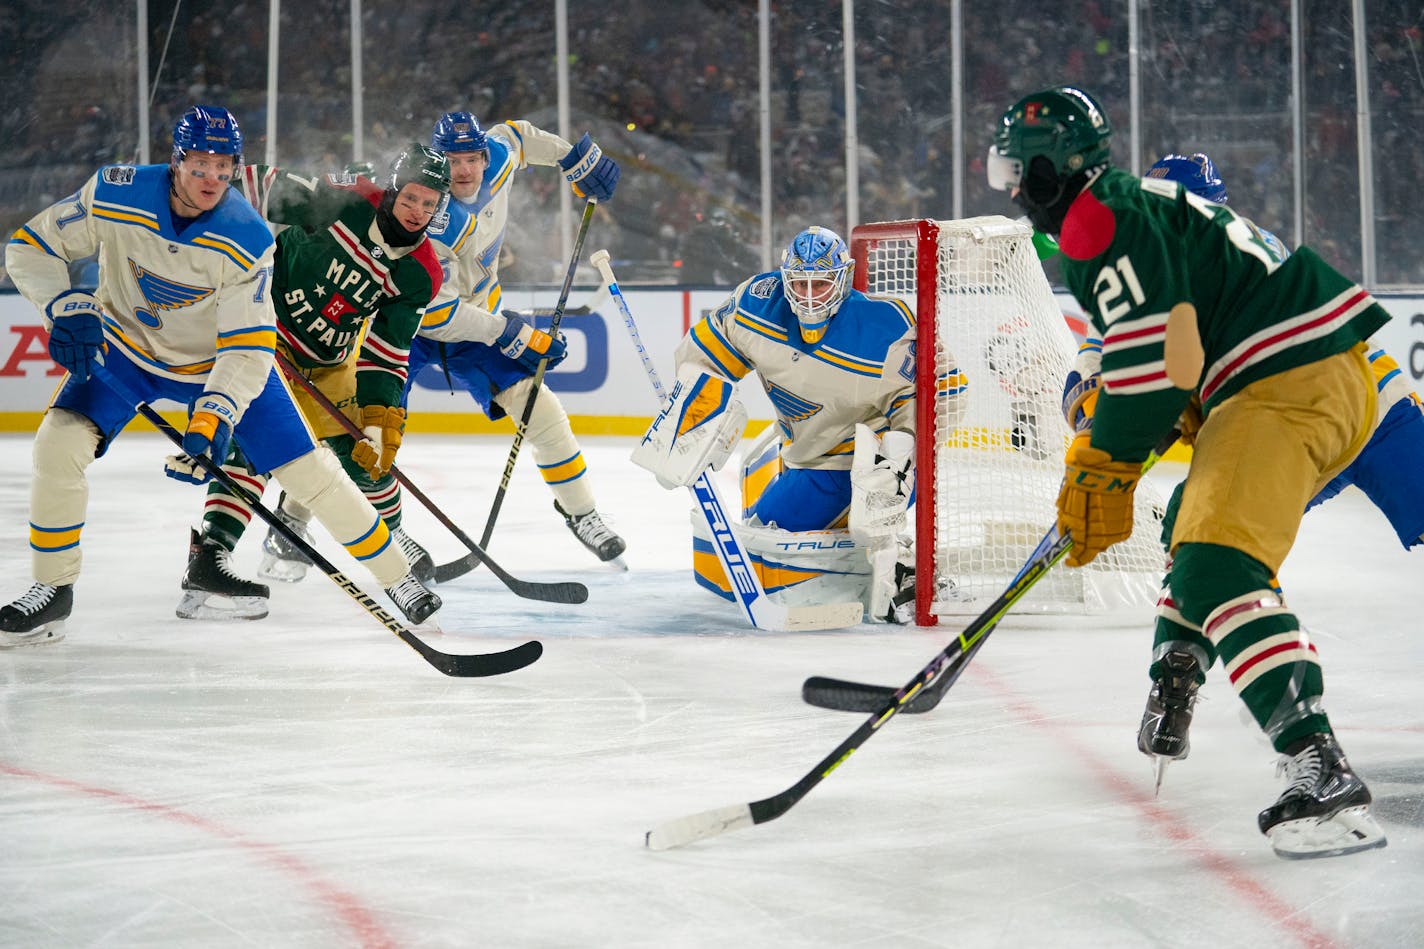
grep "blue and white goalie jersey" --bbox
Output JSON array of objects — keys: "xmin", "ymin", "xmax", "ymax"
[
  {"xmin": 676, "ymin": 272, "xmax": 922, "ymax": 470},
  {"xmin": 7, "ymin": 164, "xmax": 277, "ymax": 420}
]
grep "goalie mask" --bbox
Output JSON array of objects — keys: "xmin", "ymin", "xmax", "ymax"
[
  {"xmin": 987, "ymin": 86, "xmax": 1112, "ymax": 236},
  {"xmin": 780, "ymin": 226, "xmax": 853, "ymax": 344},
  {"xmin": 1146, "ymin": 152, "xmax": 1227, "ymax": 204},
  {"xmin": 376, "ymin": 142, "xmax": 452, "ymax": 246}
]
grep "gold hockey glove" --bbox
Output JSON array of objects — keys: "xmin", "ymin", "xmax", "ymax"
[
  {"xmin": 351, "ymin": 405, "xmax": 406, "ymax": 478},
  {"xmin": 1056, "ymin": 431, "xmax": 1140, "ymax": 567}
]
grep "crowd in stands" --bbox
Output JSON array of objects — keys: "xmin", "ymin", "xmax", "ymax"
[{"xmin": 2, "ymin": 0, "xmax": 1422, "ymax": 289}]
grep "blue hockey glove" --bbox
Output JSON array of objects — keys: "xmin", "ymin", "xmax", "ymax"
[
  {"xmin": 496, "ymin": 311, "xmax": 568, "ymax": 371},
  {"xmin": 45, "ymin": 290, "xmax": 107, "ymax": 383},
  {"xmin": 558, "ymin": 133, "xmax": 620, "ymax": 202},
  {"xmin": 164, "ymin": 392, "xmax": 237, "ymax": 485}
]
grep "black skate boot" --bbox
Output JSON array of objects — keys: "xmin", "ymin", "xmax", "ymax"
[
  {"xmin": 386, "ymin": 573, "xmax": 442, "ymax": 625},
  {"xmin": 555, "ymin": 500, "xmax": 627, "ymax": 563},
  {"xmin": 259, "ymin": 497, "xmax": 315, "ymax": 583},
  {"xmin": 177, "ymin": 529, "xmax": 270, "ymax": 620},
  {"xmin": 391, "ymin": 526, "xmax": 435, "ymax": 585},
  {"xmin": 1137, "ymin": 650, "xmax": 1202, "ymax": 791},
  {"xmin": 1258, "ymin": 732, "xmax": 1387, "ymax": 859},
  {"xmin": 0, "ymin": 581, "xmax": 72, "ymax": 646}
]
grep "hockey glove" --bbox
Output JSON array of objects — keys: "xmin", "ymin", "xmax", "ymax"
[
  {"xmin": 46, "ymin": 290, "xmax": 107, "ymax": 383},
  {"xmin": 165, "ymin": 392, "xmax": 238, "ymax": 485},
  {"xmin": 496, "ymin": 312, "xmax": 567, "ymax": 371},
  {"xmin": 558, "ymin": 133, "xmax": 620, "ymax": 202},
  {"xmin": 351, "ymin": 404, "xmax": 406, "ymax": 478},
  {"xmin": 1055, "ymin": 430, "xmax": 1140, "ymax": 567}
]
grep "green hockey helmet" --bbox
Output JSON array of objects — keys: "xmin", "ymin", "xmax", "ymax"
[
  {"xmin": 387, "ymin": 142, "xmax": 452, "ymax": 197},
  {"xmin": 987, "ymin": 86, "xmax": 1112, "ymax": 234}
]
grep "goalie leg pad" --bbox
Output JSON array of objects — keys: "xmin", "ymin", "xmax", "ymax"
[
  {"xmin": 739, "ymin": 425, "xmax": 782, "ymax": 520},
  {"xmin": 691, "ymin": 514, "xmax": 869, "ymax": 609},
  {"xmin": 632, "ymin": 366, "xmax": 746, "ymax": 489}
]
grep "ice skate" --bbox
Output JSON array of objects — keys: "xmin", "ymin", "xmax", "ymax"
[
  {"xmin": 386, "ymin": 572, "xmax": 442, "ymax": 625},
  {"xmin": 555, "ymin": 500, "xmax": 627, "ymax": 566},
  {"xmin": 392, "ymin": 526, "xmax": 435, "ymax": 585},
  {"xmin": 1258, "ymin": 732, "xmax": 1387, "ymax": 859},
  {"xmin": 259, "ymin": 501, "xmax": 315, "ymax": 583},
  {"xmin": 0, "ymin": 581, "xmax": 71, "ymax": 647},
  {"xmin": 1137, "ymin": 650, "xmax": 1201, "ymax": 793},
  {"xmin": 177, "ymin": 529, "xmax": 270, "ymax": 621}
]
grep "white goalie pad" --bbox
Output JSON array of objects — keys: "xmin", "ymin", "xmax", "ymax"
[
  {"xmin": 691, "ymin": 514, "xmax": 870, "ymax": 610},
  {"xmin": 632, "ymin": 366, "xmax": 747, "ymax": 489},
  {"xmin": 849, "ymin": 424, "xmax": 915, "ymax": 544}
]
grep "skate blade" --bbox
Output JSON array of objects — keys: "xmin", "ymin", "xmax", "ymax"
[
  {"xmin": 1152, "ymin": 756, "xmax": 1171, "ymax": 796},
  {"xmin": 259, "ymin": 554, "xmax": 310, "ymax": 583},
  {"xmin": 0, "ymin": 622, "xmax": 66, "ymax": 649},
  {"xmin": 176, "ymin": 591, "xmax": 269, "ymax": 621},
  {"xmin": 1267, "ymin": 806, "xmax": 1389, "ymax": 859},
  {"xmin": 603, "ymin": 554, "xmax": 629, "ymax": 572}
]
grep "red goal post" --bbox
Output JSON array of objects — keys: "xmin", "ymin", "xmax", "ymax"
[{"xmin": 850, "ymin": 217, "xmax": 1166, "ymax": 627}]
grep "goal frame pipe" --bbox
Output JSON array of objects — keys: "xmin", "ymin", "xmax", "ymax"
[{"xmin": 850, "ymin": 218, "xmax": 941, "ymax": 627}]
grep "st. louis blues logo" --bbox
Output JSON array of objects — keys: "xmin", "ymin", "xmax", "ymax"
[
  {"xmin": 764, "ymin": 380, "xmax": 821, "ymax": 440},
  {"xmin": 128, "ymin": 259, "xmax": 215, "ymax": 329}
]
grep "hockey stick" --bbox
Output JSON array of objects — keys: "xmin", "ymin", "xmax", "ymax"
[
  {"xmin": 102, "ymin": 368, "xmax": 542, "ymax": 677},
  {"xmin": 426, "ymin": 270, "xmax": 614, "ymax": 583},
  {"xmin": 802, "ymin": 525, "xmax": 1063, "ymax": 713},
  {"xmin": 274, "ymin": 353, "xmax": 587, "ymax": 604},
  {"xmin": 591, "ymin": 248, "xmax": 862, "ymax": 632},
  {"xmin": 644, "ymin": 527, "xmax": 1074, "ymax": 849},
  {"xmin": 801, "ymin": 447, "xmax": 1173, "ymax": 713},
  {"xmin": 478, "ymin": 198, "xmax": 598, "ymax": 551}
]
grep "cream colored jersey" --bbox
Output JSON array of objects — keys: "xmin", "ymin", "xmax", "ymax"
[
  {"xmin": 420, "ymin": 120, "xmax": 575, "ymax": 344},
  {"xmin": 6, "ymin": 164, "xmax": 277, "ymax": 420},
  {"xmin": 677, "ymin": 274, "xmax": 920, "ymax": 470}
]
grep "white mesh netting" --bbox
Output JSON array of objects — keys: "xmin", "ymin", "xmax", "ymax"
[{"xmin": 854, "ymin": 216, "xmax": 1167, "ymax": 619}]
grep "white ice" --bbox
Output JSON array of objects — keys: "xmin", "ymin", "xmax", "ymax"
[{"xmin": 0, "ymin": 433, "xmax": 1420, "ymax": 948}]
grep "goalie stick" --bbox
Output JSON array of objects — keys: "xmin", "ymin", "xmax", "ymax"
[
  {"xmin": 103, "ymin": 368, "xmax": 542, "ymax": 678},
  {"xmin": 644, "ymin": 528, "xmax": 1074, "ymax": 850},
  {"xmin": 591, "ymin": 248, "xmax": 862, "ymax": 633},
  {"xmin": 275, "ymin": 353, "xmax": 587, "ymax": 604}
]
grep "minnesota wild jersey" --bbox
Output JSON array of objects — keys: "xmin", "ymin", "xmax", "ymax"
[
  {"xmin": 1059, "ymin": 166, "xmax": 1389, "ymax": 461},
  {"xmin": 237, "ymin": 166, "xmax": 442, "ymax": 407}
]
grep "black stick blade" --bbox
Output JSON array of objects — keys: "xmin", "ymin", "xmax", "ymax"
[
  {"xmin": 402, "ymin": 634, "xmax": 544, "ymax": 678},
  {"xmin": 801, "ymin": 676, "xmax": 944, "ymax": 714},
  {"xmin": 433, "ymin": 553, "xmax": 480, "ymax": 584}
]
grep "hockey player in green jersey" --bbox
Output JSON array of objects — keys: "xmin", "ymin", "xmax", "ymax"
[
  {"xmin": 988, "ymin": 85, "xmax": 1390, "ymax": 859},
  {"xmin": 177, "ymin": 144, "xmax": 451, "ymax": 622}
]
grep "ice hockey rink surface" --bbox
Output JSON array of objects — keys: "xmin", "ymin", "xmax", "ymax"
[{"xmin": 1, "ymin": 433, "xmax": 1419, "ymax": 948}]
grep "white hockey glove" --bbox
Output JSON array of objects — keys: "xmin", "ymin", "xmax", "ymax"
[
  {"xmin": 849, "ymin": 424, "xmax": 914, "ymax": 544},
  {"xmin": 631, "ymin": 366, "xmax": 747, "ymax": 489}
]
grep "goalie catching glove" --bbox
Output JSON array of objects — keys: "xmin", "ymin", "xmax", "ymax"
[
  {"xmin": 849, "ymin": 424, "xmax": 914, "ymax": 543},
  {"xmin": 631, "ymin": 366, "xmax": 746, "ymax": 489},
  {"xmin": 351, "ymin": 405, "xmax": 406, "ymax": 478},
  {"xmin": 1055, "ymin": 430, "xmax": 1140, "ymax": 567}
]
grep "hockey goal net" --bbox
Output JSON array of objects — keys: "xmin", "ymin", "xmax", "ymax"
[{"xmin": 850, "ymin": 217, "xmax": 1167, "ymax": 626}]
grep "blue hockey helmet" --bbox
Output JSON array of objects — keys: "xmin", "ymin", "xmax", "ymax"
[
  {"xmin": 172, "ymin": 105, "xmax": 243, "ymax": 164},
  {"xmin": 1146, "ymin": 153, "xmax": 1228, "ymax": 203},
  {"xmin": 430, "ymin": 111, "xmax": 489, "ymax": 155},
  {"xmin": 780, "ymin": 226, "xmax": 854, "ymax": 344}
]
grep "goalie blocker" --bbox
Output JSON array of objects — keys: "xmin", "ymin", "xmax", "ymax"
[{"xmin": 631, "ymin": 366, "xmax": 747, "ymax": 489}]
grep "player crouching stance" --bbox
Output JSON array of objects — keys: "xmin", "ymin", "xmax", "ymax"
[
  {"xmin": 991, "ymin": 85, "xmax": 1387, "ymax": 858},
  {"xmin": 632, "ymin": 226, "xmax": 927, "ymax": 622},
  {"xmin": 0, "ymin": 106, "xmax": 439, "ymax": 644}
]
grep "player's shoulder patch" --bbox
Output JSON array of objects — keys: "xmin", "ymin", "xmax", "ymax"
[
  {"xmin": 1058, "ymin": 190, "xmax": 1117, "ymax": 261},
  {"xmin": 101, "ymin": 166, "xmax": 137, "ymax": 186},
  {"xmin": 426, "ymin": 207, "xmax": 451, "ymax": 236},
  {"xmin": 748, "ymin": 275, "xmax": 779, "ymax": 299},
  {"xmin": 326, "ymin": 172, "xmax": 360, "ymax": 188}
]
